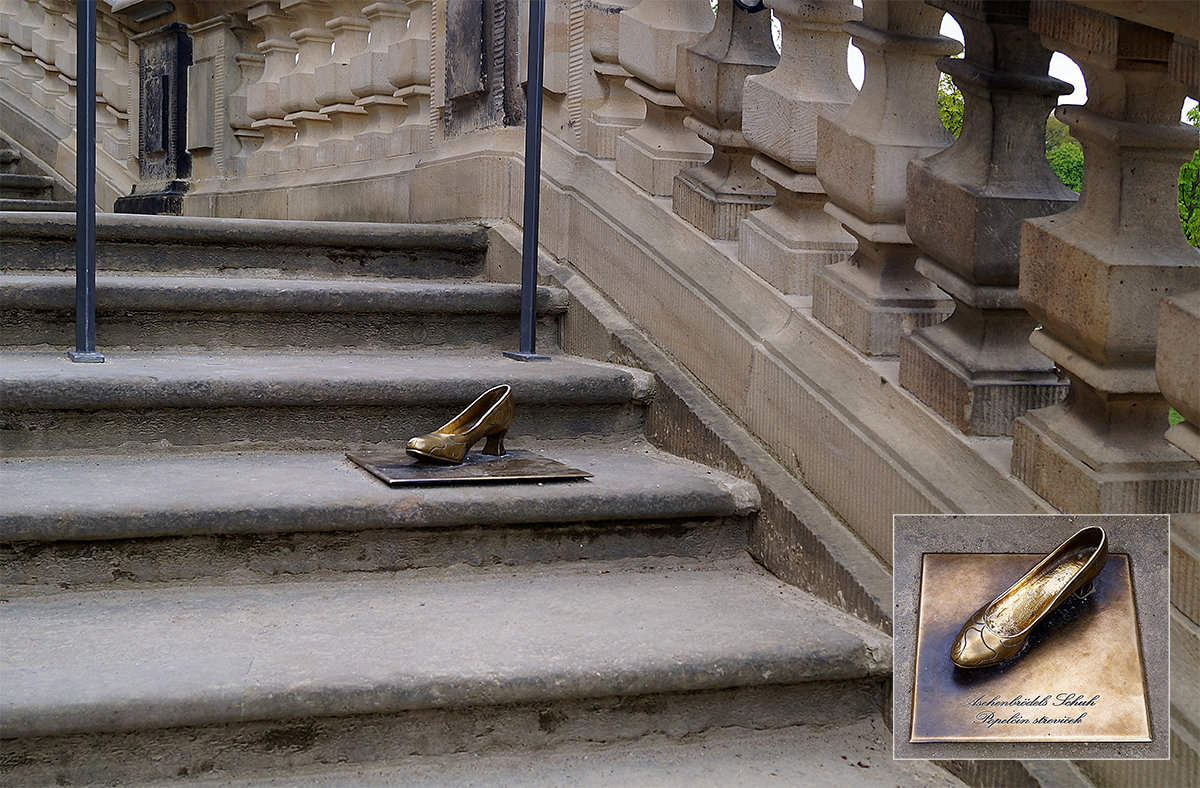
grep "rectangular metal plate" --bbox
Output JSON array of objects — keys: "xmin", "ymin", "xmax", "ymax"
[
  {"xmin": 347, "ymin": 448, "xmax": 593, "ymax": 487},
  {"xmin": 910, "ymin": 553, "xmax": 1150, "ymax": 743}
]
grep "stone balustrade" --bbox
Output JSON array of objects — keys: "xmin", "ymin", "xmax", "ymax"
[
  {"xmin": 1012, "ymin": 2, "xmax": 1200, "ymax": 513},
  {"xmin": 583, "ymin": 0, "xmax": 643, "ymax": 160},
  {"xmin": 813, "ymin": 0, "xmax": 960, "ymax": 357},
  {"xmin": 2, "ymin": 0, "xmax": 1197, "ymax": 521}
]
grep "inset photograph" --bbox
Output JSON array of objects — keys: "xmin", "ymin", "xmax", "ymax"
[{"xmin": 893, "ymin": 514, "xmax": 1170, "ymax": 761}]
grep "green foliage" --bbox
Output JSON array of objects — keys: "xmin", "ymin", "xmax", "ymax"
[
  {"xmin": 937, "ymin": 74, "xmax": 963, "ymax": 138},
  {"xmin": 1179, "ymin": 105, "xmax": 1200, "ymax": 248},
  {"xmin": 1046, "ymin": 140, "xmax": 1084, "ymax": 193},
  {"xmin": 1043, "ymin": 114, "xmax": 1083, "ymax": 194},
  {"xmin": 1170, "ymin": 408, "xmax": 1185, "ymax": 427}
]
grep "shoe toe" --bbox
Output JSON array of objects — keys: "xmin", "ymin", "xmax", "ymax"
[{"xmin": 951, "ymin": 611, "xmax": 1017, "ymax": 668}]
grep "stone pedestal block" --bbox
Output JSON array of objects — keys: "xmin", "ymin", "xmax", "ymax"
[
  {"xmin": 615, "ymin": 78, "xmax": 710, "ymax": 196},
  {"xmin": 738, "ymin": 158, "xmax": 855, "ymax": 294},
  {"xmin": 811, "ymin": 221, "xmax": 952, "ymax": 357}
]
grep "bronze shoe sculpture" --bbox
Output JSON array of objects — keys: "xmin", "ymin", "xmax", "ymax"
[
  {"xmin": 950, "ymin": 526, "xmax": 1108, "ymax": 669},
  {"xmin": 406, "ymin": 384, "xmax": 514, "ymax": 464}
]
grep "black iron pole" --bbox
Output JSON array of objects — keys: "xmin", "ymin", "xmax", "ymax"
[
  {"xmin": 504, "ymin": 0, "xmax": 549, "ymax": 362},
  {"xmin": 69, "ymin": 0, "xmax": 103, "ymax": 363}
]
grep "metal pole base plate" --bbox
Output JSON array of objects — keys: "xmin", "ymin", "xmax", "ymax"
[
  {"xmin": 67, "ymin": 350, "xmax": 106, "ymax": 363},
  {"xmin": 503, "ymin": 351, "xmax": 551, "ymax": 362}
]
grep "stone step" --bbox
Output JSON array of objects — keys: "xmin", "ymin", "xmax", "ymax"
[
  {"xmin": 0, "ymin": 351, "xmax": 655, "ymax": 455},
  {"xmin": 0, "ymin": 273, "xmax": 567, "ymax": 351},
  {"xmin": 0, "ymin": 197, "xmax": 76, "ymax": 211},
  {"xmin": 0, "ymin": 441, "xmax": 757, "ymax": 595},
  {"xmin": 0, "ymin": 555, "xmax": 891, "ymax": 786},
  {"xmin": 0, "ymin": 172, "xmax": 54, "ymax": 199},
  {"xmin": 146, "ymin": 718, "xmax": 966, "ymax": 788},
  {"xmin": 0, "ymin": 212, "xmax": 487, "ymax": 279}
]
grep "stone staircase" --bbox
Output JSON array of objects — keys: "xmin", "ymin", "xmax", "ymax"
[
  {"xmin": 0, "ymin": 212, "xmax": 957, "ymax": 786},
  {"xmin": 0, "ymin": 139, "xmax": 73, "ymax": 212}
]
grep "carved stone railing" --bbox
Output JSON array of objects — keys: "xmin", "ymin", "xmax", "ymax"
[
  {"xmin": 1012, "ymin": 2, "xmax": 1200, "ymax": 513},
  {"xmin": 4, "ymin": 2, "xmax": 1199, "ymax": 530}
]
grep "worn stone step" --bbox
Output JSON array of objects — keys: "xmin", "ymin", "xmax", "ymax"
[
  {"xmin": 0, "ymin": 197, "xmax": 76, "ymax": 211},
  {"xmin": 0, "ymin": 212, "xmax": 487, "ymax": 279},
  {"xmin": 0, "ymin": 351, "xmax": 654, "ymax": 455},
  {"xmin": 0, "ymin": 441, "xmax": 757, "ymax": 594},
  {"xmin": 0, "ymin": 274, "xmax": 567, "ymax": 350},
  {"xmin": 0, "ymin": 172, "xmax": 54, "ymax": 199},
  {"xmin": 135, "ymin": 718, "xmax": 966, "ymax": 788},
  {"xmin": 0, "ymin": 555, "xmax": 891, "ymax": 786}
]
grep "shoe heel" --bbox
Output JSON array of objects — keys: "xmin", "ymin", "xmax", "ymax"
[
  {"xmin": 483, "ymin": 431, "xmax": 507, "ymax": 456},
  {"xmin": 1073, "ymin": 579, "xmax": 1095, "ymax": 600}
]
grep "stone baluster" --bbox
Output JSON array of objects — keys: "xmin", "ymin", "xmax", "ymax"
[
  {"xmin": 229, "ymin": 22, "xmax": 266, "ymax": 168},
  {"xmin": 7, "ymin": 0, "xmax": 46, "ymax": 96},
  {"xmin": 50, "ymin": 0, "xmax": 78, "ymax": 125},
  {"xmin": 671, "ymin": 0, "xmax": 778, "ymax": 240},
  {"xmin": 278, "ymin": 0, "xmax": 334, "ymax": 170},
  {"xmin": 30, "ymin": 0, "xmax": 70, "ymax": 113},
  {"xmin": 1012, "ymin": 4, "xmax": 1200, "ymax": 512},
  {"xmin": 812, "ymin": 0, "xmax": 959, "ymax": 356},
  {"xmin": 583, "ymin": 0, "xmax": 643, "ymax": 160},
  {"xmin": 615, "ymin": 0, "xmax": 713, "ymax": 197},
  {"xmin": 95, "ymin": 12, "xmax": 131, "ymax": 163},
  {"xmin": 739, "ymin": 0, "xmax": 858, "ymax": 296},
  {"xmin": 246, "ymin": 2, "xmax": 298, "ymax": 175},
  {"xmin": 898, "ymin": 0, "xmax": 1077, "ymax": 437},
  {"xmin": 0, "ymin": 5, "xmax": 23, "ymax": 83},
  {"xmin": 314, "ymin": 1, "xmax": 370, "ymax": 166},
  {"xmin": 349, "ymin": 2, "xmax": 408, "ymax": 161},
  {"xmin": 388, "ymin": 0, "xmax": 431, "ymax": 155}
]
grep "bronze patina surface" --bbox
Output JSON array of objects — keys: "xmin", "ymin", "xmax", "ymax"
[
  {"xmin": 348, "ymin": 448, "xmax": 593, "ymax": 486},
  {"xmin": 911, "ymin": 553, "xmax": 1149, "ymax": 743}
]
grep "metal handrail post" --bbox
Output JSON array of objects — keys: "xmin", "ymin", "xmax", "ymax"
[
  {"xmin": 69, "ymin": 0, "xmax": 104, "ymax": 363},
  {"xmin": 504, "ymin": 0, "xmax": 549, "ymax": 362}
]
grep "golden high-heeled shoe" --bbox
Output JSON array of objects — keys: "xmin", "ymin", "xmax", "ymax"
[
  {"xmin": 950, "ymin": 526, "xmax": 1108, "ymax": 669},
  {"xmin": 406, "ymin": 384, "xmax": 514, "ymax": 465}
]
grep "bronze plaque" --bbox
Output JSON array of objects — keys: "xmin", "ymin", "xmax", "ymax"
[
  {"xmin": 347, "ymin": 448, "xmax": 593, "ymax": 486},
  {"xmin": 910, "ymin": 553, "xmax": 1150, "ymax": 743}
]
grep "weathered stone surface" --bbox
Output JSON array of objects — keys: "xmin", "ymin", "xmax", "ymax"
[
  {"xmin": 1158, "ymin": 292, "xmax": 1200, "ymax": 462},
  {"xmin": 0, "ymin": 443, "xmax": 756, "ymax": 590},
  {"xmin": 900, "ymin": 0, "xmax": 1077, "ymax": 436},
  {"xmin": 739, "ymin": 0, "xmax": 859, "ymax": 295},
  {"xmin": 672, "ymin": 0, "xmax": 778, "ymax": 240},
  {"xmin": 583, "ymin": 0, "xmax": 643, "ymax": 160},
  {"xmin": 1013, "ymin": 4, "xmax": 1200, "ymax": 513},
  {"xmin": 812, "ymin": 0, "xmax": 959, "ymax": 355},
  {"xmin": 615, "ymin": 0, "xmax": 713, "ymax": 196}
]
